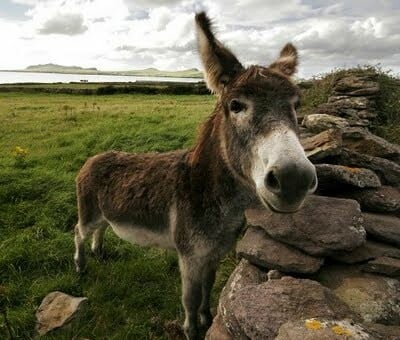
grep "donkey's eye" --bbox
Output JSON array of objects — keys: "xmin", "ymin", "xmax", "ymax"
[{"xmin": 229, "ymin": 99, "xmax": 246, "ymax": 113}]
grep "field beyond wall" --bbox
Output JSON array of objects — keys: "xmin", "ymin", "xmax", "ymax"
[
  {"xmin": 0, "ymin": 91, "xmax": 237, "ymax": 339},
  {"xmin": 1, "ymin": 66, "xmax": 399, "ymax": 339}
]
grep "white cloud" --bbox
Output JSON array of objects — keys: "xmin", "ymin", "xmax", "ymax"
[
  {"xmin": 38, "ymin": 13, "xmax": 87, "ymax": 35},
  {"xmin": 1, "ymin": 0, "xmax": 400, "ymax": 78}
]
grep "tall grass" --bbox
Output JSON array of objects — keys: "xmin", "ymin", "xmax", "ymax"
[{"xmin": 0, "ymin": 92, "xmax": 237, "ymax": 339}]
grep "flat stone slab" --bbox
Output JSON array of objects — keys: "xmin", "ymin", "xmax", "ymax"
[
  {"xmin": 36, "ymin": 291, "xmax": 88, "ymax": 336},
  {"xmin": 342, "ymin": 127, "xmax": 400, "ymax": 163},
  {"xmin": 331, "ymin": 240, "xmax": 400, "ymax": 264},
  {"xmin": 344, "ymin": 186, "xmax": 400, "ymax": 214},
  {"xmin": 313, "ymin": 102, "xmax": 375, "ymax": 123},
  {"xmin": 226, "ymin": 277, "xmax": 356, "ymax": 339},
  {"xmin": 362, "ymin": 257, "xmax": 400, "ymax": 277},
  {"xmin": 300, "ymin": 128, "xmax": 342, "ymax": 162},
  {"xmin": 316, "ymin": 164, "xmax": 381, "ymax": 189},
  {"xmin": 328, "ymin": 96, "xmax": 369, "ymax": 109},
  {"xmin": 333, "ymin": 75, "xmax": 379, "ymax": 96},
  {"xmin": 363, "ymin": 213, "xmax": 400, "ymax": 247},
  {"xmin": 237, "ymin": 227, "xmax": 323, "ymax": 274},
  {"xmin": 315, "ymin": 265, "xmax": 400, "ymax": 325},
  {"xmin": 218, "ymin": 259, "xmax": 267, "ymax": 338},
  {"xmin": 245, "ymin": 195, "xmax": 366, "ymax": 256},
  {"xmin": 364, "ymin": 323, "xmax": 400, "ymax": 339},
  {"xmin": 205, "ymin": 313, "xmax": 232, "ymax": 340},
  {"xmin": 336, "ymin": 149, "xmax": 400, "ymax": 187},
  {"xmin": 303, "ymin": 114, "xmax": 350, "ymax": 133},
  {"xmin": 276, "ymin": 318, "xmax": 376, "ymax": 340}
]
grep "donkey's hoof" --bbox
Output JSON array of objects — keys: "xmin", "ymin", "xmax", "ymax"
[
  {"xmin": 199, "ymin": 311, "xmax": 213, "ymax": 330},
  {"xmin": 74, "ymin": 259, "xmax": 86, "ymax": 274},
  {"xmin": 91, "ymin": 247, "xmax": 104, "ymax": 258},
  {"xmin": 183, "ymin": 325, "xmax": 200, "ymax": 340},
  {"xmin": 75, "ymin": 265, "xmax": 85, "ymax": 274}
]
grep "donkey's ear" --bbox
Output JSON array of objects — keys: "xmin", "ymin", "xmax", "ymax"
[
  {"xmin": 195, "ymin": 12, "xmax": 243, "ymax": 93},
  {"xmin": 269, "ymin": 43, "xmax": 298, "ymax": 77}
]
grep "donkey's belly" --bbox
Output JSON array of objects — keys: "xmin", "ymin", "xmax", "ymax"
[{"xmin": 108, "ymin": 222, "xmax": 175, "ymax": 250}]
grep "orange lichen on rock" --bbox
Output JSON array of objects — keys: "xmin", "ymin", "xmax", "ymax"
[
  {"xmin": 305, "ymin": 319, "xmax": 323, "ymax": 330},
  {"xmin": 332, "ymin": 325, "xmax": 353, "ymax": 336}
]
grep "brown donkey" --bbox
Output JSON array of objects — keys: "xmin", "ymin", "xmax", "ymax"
[{"xmin": 74, "ymin": 12, "xmax": 317, "ymax": 339}]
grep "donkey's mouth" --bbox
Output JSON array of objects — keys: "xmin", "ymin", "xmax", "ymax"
[{"xmin": 258, "ymin": 194, "xmax": 301, "ymax": 214}]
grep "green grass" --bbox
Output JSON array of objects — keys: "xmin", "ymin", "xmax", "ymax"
[
  {"xmin": 0, "ymin": 92, "xmax": 237, "ymax": 339},
  {"xmin": 2, "ymin": 66, "xmax": 399, "ymax": 339}
]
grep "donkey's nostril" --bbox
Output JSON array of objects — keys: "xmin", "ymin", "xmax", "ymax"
[{"xmin": 265, "ymin": 170, "xmax": 281, "ymax": 193}]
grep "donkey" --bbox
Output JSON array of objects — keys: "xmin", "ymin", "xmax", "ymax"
[{"xmin": 73, "ymin": 12, "xmax": 317, "ymax": 340}]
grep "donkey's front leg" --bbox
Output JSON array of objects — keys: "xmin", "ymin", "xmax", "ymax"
[
  {"xmin": 199, "ymin": 263, "xmax": 217, "ymax": 329},
  {"xmin": 179, "ymin": 255, "xmax": 205, "ymax": 340}
]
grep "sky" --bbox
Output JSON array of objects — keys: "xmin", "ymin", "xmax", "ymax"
[{"xmin": 0, "ymin": 0, "xmax": 399, "ymax": 78}]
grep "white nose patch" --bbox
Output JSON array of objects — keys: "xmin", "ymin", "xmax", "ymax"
[{"xmin": 251, "ymin": 126, "xmax": 309, "ymax": 192}]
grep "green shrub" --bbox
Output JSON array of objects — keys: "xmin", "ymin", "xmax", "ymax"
[{"xmin": 300, "ymin": 65, "xmax": 400, "ymax": 144}]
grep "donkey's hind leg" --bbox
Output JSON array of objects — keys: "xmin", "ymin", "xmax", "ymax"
[
  {"xmin": 91, "ymin": 223, "xmax": 108, "ymax": 257},
  {"xmin": 74, "ymin": 223, "xmax": 91, "ymax": 273}
]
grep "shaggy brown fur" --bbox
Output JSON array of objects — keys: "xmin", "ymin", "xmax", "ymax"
[{"xmin": 73, "ymin": 11, "xmax": 316, "ymax": 340}]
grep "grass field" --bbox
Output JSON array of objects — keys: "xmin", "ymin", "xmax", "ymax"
[
  {"xmin": 0, "ymin": 92, "xmax": 238, "ymax": 339},
  {"xmin": 1, "ymin": 67, "xmax": 399, "ymax": 339}
]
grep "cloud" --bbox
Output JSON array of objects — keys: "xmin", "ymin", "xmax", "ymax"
[
  {"xmin": 1, "ymin": 0, "xmax": 400, "ymax": 78},
  {"xmin": 38, "ymin": 13, "xmax": 87, "ymax": 35}
]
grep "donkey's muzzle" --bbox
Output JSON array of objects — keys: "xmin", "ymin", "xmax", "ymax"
[
  {"xmin": 264, "ymin": 161, "xmax": 317, "ymax": 212},
  {"xmin": 265, "ymin": 162, "xmax": 317, "ymax": 196},
  {"xmin": 252, "ymin": 125, "xmax": 318, "ymax": 213}
]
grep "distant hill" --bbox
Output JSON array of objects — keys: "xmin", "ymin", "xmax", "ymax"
[
  {"xmin": 18, "ymin": 64, "xmax": 203, "ymax": 78},
  {"xmin": 26, "ymin": 63, "xmax": 98, "ymax": 74}
]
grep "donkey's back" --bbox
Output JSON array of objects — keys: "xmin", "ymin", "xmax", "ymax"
[{"xmin": 74, "ymin": 149, "xmax": 188, "ymax": 267}]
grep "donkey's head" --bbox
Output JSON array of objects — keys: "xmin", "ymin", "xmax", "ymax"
[{"xmin": 195, "ymin": 12, "xmax": 317, "ymax": 213}]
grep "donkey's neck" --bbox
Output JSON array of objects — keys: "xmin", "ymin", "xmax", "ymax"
[{"xmin": 189, "ymin": 109, "xmax": 252, "ymax": 209}]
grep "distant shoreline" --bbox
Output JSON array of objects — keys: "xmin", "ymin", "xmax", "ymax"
[{"xmin": 1, "ymin": 69, "xmax": 204, "ymax": 79}]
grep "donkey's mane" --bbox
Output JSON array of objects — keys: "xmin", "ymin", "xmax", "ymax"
[{"xmin": 190, "ymin": 110, "xmax": 220, "ymax": 166}]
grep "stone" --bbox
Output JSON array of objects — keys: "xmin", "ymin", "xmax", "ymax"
[
  {"xmin": 313, "ymin": 103, "xmax": 350, "ymax": 118},
  {"xmin": 328, "ymin": 96, "xmax": 370, "ymax": 110},
  {"xmin": 342, "ymin": 127, "xmax": 400, "ymax": 163},
  {"xmin": 237, "ymin": 227, "xmax": 324, "ymax": 274},
  {"xmin": 205, "ymin": 314, "xmax": 232, "ymax": 340},
  {"xmin": 303, "ymin": 114, "xmax": 350, "ymax": 133},
  {"xmin": 36, "ymin": 291, "xmax": 88, "ymax": 336},
  {"xmin": 364, "ymin": 323, "xmax": 400, "ymax": 339},
  {"xmin": 357, "ymin": 110, "xmax": 378, "ymax": 120},
  {"xmin": 267, "ymin": 269, "xmax": 284, "ymax": 280},
  {"xmin": 338, "ymin": 87, "xmax": 380, "ymax": 96},
  {"xmin": 362, "ymin": 257, "xmax": 400, "ymax": 277},
  {"xmin": 331, "ymin": 240, "xmax": 400, "ymax": 264},
  {"xmin": 316, "ymin": 164, "xmax": 381, "ymax": 190},
  {"xmin": 363, "ymin": 213, "xmax": 400, "ymax": 247},
  {"xmin": 225, "ymin": 277, "xmax": 356, "ymax": 339},
  {"xmin": 275, "ymin": 318, "xmax": 375, "ymax": 340},
  {"xmin": 315, "ymin": 265, "xmax": 400, "ymax": 325},
  {"xmin": 300, "ymin": 128, "xmax": 343, "ymax": 162},
  {"xmin": 334, "ymin": 75, "xmax": 379, "ymax": 96},
  {"xmin": 218, "ymin": 259, "xmax": 267, "ymax": 338},
  {"xmin": 343, "ymin": 186, "xmax": 400, "ymax": 214},
  {"xmin": 336, "ymin": 149, "xmax": 400, "ymax": 187},
  {"xmin": 245, "ymin": 195, "xmax": 366, "ymax": 256}
]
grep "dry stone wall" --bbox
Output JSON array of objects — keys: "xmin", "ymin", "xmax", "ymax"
[{"xmin": 207, "ymin": 71, "xmax": 400, "ymax": 340}]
